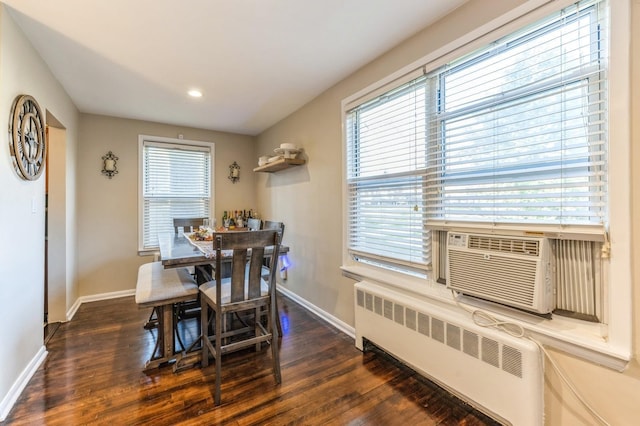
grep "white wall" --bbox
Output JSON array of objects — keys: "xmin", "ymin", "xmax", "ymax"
[
  {"xmin": 0, "ymin": 4, "xmax": 79, "ymax": 417},
  {"xmin": 255, "ymin": 0, "xmax": 640, "ymax": 423}
]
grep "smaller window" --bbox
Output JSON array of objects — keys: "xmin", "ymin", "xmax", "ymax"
[
  {"xmin": 345, "ymin": 78, "xmax": 431, "ymax": 277},
  {"xmin": 138, "ymin": 136, "xmax": 213, "ymax": 251}
]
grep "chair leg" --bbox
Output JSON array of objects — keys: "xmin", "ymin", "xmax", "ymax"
[
  {"xmin": 270, "ymin": 298, "xmax": 282, "ymax": 383},
  {"xmin": 200, "ymin": 299, "xmax": 209, "ymax": 368},
  {"xmin": 214, "ymin": 309, "xmax": 223, "ymax": 406},
  {"xmin": 271, "ymin": 336, "xmax": 281, "ymax": 384},
  {"xmin": 275, "ymin": 301, "xmax": 283, "ymax": 337}
]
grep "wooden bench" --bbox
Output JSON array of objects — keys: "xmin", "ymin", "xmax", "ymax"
[{"xmin": 135, "ymin": 261, "xmax": 198, "ymax": 370}]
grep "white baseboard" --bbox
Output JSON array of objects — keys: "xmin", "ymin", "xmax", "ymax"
[
  {"xmin": 277, "ymin": 286, "xmax": 355, "ymax": 339},
  {"xmin": 0, "ymin": 346, "xmax": 47, "ymax": 422},
  {"xmin": 67, "ymin": 289, "xmax": 136, "ymax": 321}
]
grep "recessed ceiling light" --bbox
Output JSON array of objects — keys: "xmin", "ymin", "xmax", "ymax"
[{"xmin": 188, "ymin": 89, "xmax": 202, "ymax": 98}]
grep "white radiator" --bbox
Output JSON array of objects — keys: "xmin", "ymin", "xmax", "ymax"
[{"xmin": 355, "ymin": 281, "xmax": 543, "ymax": 426}]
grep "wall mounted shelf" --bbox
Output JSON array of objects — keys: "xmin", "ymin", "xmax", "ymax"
[{"xmin": 253, "ymin": 158, "xmax": 305, "ymax": 173}]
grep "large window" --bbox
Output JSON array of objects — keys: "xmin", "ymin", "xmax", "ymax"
[
  {"xmin": 345, "ymin": 0, "xmax": 607, "ymax": 276},
  {"xmin": 138, "ymin": 136, "xmax": 213, "ymax": 251}
]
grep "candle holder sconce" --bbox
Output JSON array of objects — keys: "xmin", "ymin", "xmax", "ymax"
[
  {"xmin": 102, "ymin": 151, "xmax": 118, "ymax": 179},
  {"xmin": 228, "ymin": 161, "xmax": 240, "ymax": 183}
]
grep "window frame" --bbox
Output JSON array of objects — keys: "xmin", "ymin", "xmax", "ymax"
[
  {"xmin": 137, "ymin": 135, "xmax": 215, "ymax": 254},
  {"xmin": 341, "ymin": 0, "xmax": 631, "ymax": 369}
]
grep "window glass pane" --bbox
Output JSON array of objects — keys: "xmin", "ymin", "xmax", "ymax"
[
  {"xmin": 435, "ymin": 81, "xmax": 605, "ymax": 224},
  {"xmin": 141, "ymin": 141, "xmax": 212, "ymax": 250},
  {"xmin": 354, "ymin": 82, "xmax": 427, "ymax": 177},
  {"xmin": 444, "ymin": 11, "xmax": 596, "ymax": 112}
]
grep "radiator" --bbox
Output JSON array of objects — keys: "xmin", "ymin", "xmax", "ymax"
[{"xmin": 355, "ymin": 281, "xmax": 543, "ymax": 426}]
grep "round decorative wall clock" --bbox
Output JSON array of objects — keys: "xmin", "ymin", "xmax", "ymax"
[{"xmin": 8, "ymin": 94, "xmax": 46, "ymax": 180}]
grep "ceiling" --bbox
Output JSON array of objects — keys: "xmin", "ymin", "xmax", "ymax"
[{"xmin": 3, "ymin": 0, "xmax": 466, "ymax": 136}]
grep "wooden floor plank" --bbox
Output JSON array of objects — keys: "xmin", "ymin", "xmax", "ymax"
[{"xmin": 1, "ymin": 295, "xmax": 500, "ymax": 425}]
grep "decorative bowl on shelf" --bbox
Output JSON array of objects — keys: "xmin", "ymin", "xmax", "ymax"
[
  {"xmin": 258, "ymin": 155, "xmax": 269, "ymax": 166},
  {"xmin": 274, "ymin": 144, "xmax": 301, "ymax": 159}
]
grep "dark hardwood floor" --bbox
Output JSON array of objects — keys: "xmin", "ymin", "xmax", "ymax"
[{"xmin": 2, "ymin": 294, "xmax": 500, "ymax": 425}]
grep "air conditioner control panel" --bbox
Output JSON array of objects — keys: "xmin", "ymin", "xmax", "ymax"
[{"xmin": 448, "ymin": 232, "xmax": 468, "ymax": 248}]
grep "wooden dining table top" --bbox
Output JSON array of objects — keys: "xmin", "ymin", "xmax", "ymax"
[{"xmin": 158, "ymin": 231, "xmax": 288, "ymax": 269}]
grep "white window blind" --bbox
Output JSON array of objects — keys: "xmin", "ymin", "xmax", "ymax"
[
  {"xmin": 426, "ymin": 0, "xmax": 607, "ymax": 229},
  {"xmin": 346, "ymin": 78, "xmax": 431, "ymax": 275},
  {"xmin": 345, "ymin": 0, "xmax": 607, "ymax": 276},
  {"xmin": 141, "ymin": 140, "xmax": 211, "ymax": 250}
]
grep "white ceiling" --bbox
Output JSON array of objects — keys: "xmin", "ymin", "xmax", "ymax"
[{"xmin": 3, "ymin": 0, "xmax": 466, "ymax": 135}]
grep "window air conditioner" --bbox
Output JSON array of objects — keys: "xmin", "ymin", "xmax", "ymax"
[{"xmin": 446, "ymin": 232, "xmax": 554, "ymax": 314}]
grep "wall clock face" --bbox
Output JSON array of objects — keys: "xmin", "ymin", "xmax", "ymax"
[{"xmin": 9, "ymin": 94, "xmax": 46, "ymax": 181}]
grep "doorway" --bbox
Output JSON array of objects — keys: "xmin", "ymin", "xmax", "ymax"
[{"xmin": 44, "ymin": 118, "xmax": 67, "ymax": 343}]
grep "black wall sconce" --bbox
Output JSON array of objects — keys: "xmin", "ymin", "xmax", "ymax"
[
  {"xmin": 102, "ymin": 151, "xmax": 118, "ymax": 179},
  {"xmin": 228, "ymin": 161, "xmax": 240, "ymax": 183}
]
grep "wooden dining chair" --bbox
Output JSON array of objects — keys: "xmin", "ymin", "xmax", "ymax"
[
  {"xmin": 199, "ymin": 230, "xmax": 281, "ymax": 405},
  {"xmin": 263, "ymin": 220, "xmax": 285, "ymax": 241},
  {"xmin": 172, "ymin": 217, "xmax": 208, "ymax": 280},
  {"xmin": 170, "ymin": 217, "xmax": 208, "ymax": 338},
  {"xmin": 173, "ymin": 217, "xmax": 207, "ymax": 234},
  {"xmin": 260, "ymin": 220, "xmax": 286, "ymax": 334},
  {"xmin": 261, "ymin": 220, "xmax": 285, "ymax": 275}
]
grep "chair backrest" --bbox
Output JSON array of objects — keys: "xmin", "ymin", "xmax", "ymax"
[
  {"xmin": 263, "ymin": 220, "xmax": 285, "ymax": 241},
  {"xmin": 247, "ymin": 218, "xmax": 262, "ymax": 231},
  {"xmin": 173, "ymin": 217, "xmax": 207, "ymax": 234},
  {"xmin": 213, "ymin": 230, "xmax": 280, "ymax": 303}
]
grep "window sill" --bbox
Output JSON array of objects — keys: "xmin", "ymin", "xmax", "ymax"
[{"xmin": 341, "ymin": 264, "xmax": 631, "ymax": 371}]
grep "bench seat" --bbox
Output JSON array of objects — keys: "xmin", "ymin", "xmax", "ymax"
[
  {"xmin": 135, "ymin": 261, "xmax": 198, "ymax": 370},
  {"xmin": 135, "ymin": 261, "xmax": 198, "ymax": 307}
]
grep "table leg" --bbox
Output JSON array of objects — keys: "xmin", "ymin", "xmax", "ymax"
[{"xmin": 143, "ymin": 303, "xmax": 176, "ymax": 371}]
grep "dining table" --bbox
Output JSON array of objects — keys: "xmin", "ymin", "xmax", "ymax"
[
  {"xmin": 158, "ymin": 230, "xmax": 288, "ymax": 277},
  {"xmin": 154, "ymin": 229, "xmax": 289, "ymax": 371}
]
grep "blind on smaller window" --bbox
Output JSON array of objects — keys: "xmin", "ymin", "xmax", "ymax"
[
  {"xmin": 142, "ymin": 141, "xmax": 211, "ymax": 249},
  {"xmin": 346, "ymin": 77, "xmax": 431, "ymax": 275}
]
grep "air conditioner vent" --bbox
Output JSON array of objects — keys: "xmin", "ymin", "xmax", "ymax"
[
  {"xmin": 502, "ymin": 345, "xmax": 523, "ymax": 378},
  {"xmin": 463, "ymin": 329, "xmax": 479, "ymax": 359},
  {"xmin": 418, "ymin": 313, "xmax": 430, "ymax": 336},
  {"xmin": 394, "ymin": 304, "xmax": 405, "ymax": 325},
  {"xmin": 384, "ymin": 300, "xmax": 393, "ymax": 320},
  {"xmin": 432, "ymin": 318, "xmax": 445, "ymax": 343},
  {"xmin": 482, "ymin": 337, "xmax": 500, "ymax": 368},
  {"xmin": 468, "ymin": 234, "xmax": 540, "ymax": 256},
  {"xmin": 374, "ymin": 296, "xmax": 382, "ymax": 315},
  {"xmin": 447, "ymin": 324, "xmax": 461, "ymax": 350},
  {"xmin": 406, "ymin": 308, "xmax": 417, "ymax": 330}
]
